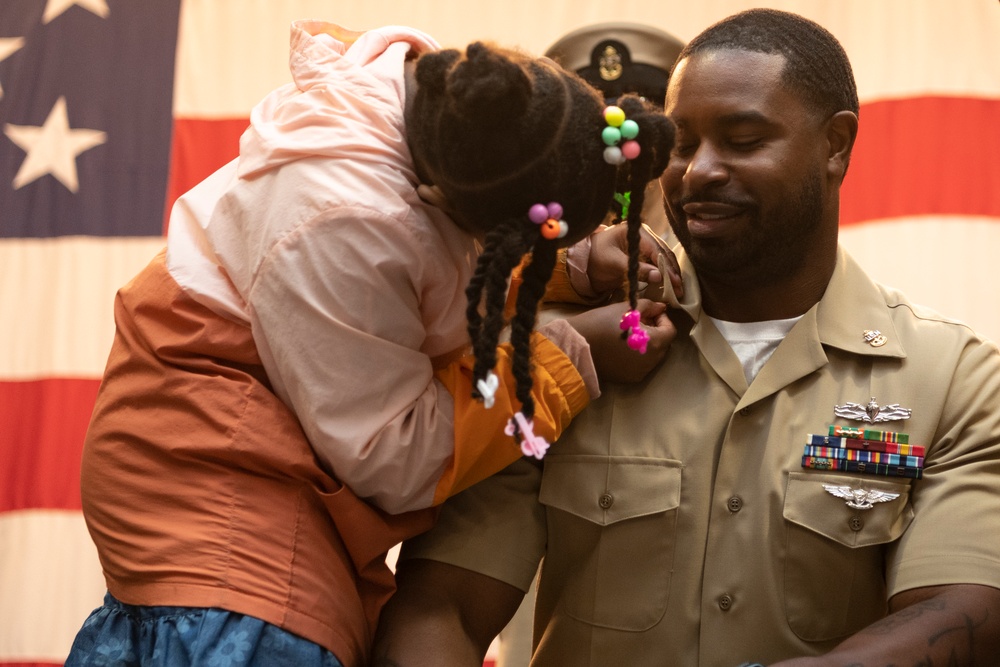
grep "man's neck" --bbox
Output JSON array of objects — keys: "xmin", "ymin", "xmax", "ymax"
[{"xmin": 699, "ymin": 249, "xmax": 837, "ymax": 323}]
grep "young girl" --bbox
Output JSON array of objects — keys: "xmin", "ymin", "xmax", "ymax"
[{"xmin": 66, "ymin": 19, "xmax": 674, "ymax": 667}]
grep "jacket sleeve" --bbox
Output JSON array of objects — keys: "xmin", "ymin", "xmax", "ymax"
[
  {"xmin": 430, "ymin": 330, "xmax": 592, "ymax": 506},
  {"xmin": 539, "ymin": 231, "xmax": 614, "ymax": 306}
]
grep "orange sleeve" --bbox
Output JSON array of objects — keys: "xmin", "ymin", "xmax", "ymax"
[
  {"xmin": 430, "ymin": 332, "xmax": 591, "ymax": 506},
  {"xmin": 509, "ymin": 249, "xmax": 592, "ymax": 309}
]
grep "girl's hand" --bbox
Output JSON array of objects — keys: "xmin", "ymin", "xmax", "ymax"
[
  {"xmin": 588, "ymin": 224, "xmax": 684, "ymax": 302},
  {"xmin": 565, "ymin": 299, "xmax": 675, "ymax": 384}
]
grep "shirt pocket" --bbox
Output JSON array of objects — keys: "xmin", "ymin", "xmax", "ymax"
[
  {"xmin": 782, "ymin": 471, "xmax": 914, "ymax": 642},
  {"xmin": 539, "ymin": 454, "xmax": 682, "ymax": 631}
]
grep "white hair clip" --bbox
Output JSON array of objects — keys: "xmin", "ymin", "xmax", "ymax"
[{"xmin": 476, "ymin": 371, "xmax": 499, "ymax": 409}]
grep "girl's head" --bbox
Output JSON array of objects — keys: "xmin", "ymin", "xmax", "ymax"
[
  {"xmin": 407, "ymin": 42, "xmax": 674, "ymax": 449},
  {"xmin": 408, "ymin": 42, "xmax": 618, "ymax": 247}
]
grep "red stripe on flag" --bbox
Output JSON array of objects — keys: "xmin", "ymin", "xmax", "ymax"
[
  {"xmin": 0, "ymin": 663, "xmax": 63, "ymax": 667},
  {"xmin": 842, "ymin": 96, "xmax": 1000, "ymax": 226},
  {"xmin": 0, "ymin": 379, "xmax": 100, "ymax": 513},
  {"xmin": 163, "ymin": 117, "xmax": 249, "ymax": 230}
]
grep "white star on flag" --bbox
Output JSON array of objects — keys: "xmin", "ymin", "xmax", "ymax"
[
  {"xmin": 4, "ymin": 96, "xmax": 107, "ymax": 192},
  {"xmin": 43, "ymin": 0, "xmax": 110, "ymax": 23},
  {"xmin": 0, "ymin": 37, "xmax": 25, "ymax": 100}
]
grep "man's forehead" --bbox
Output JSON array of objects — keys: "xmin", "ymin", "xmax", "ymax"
[{"xmin": 666, "ymin": 49, "xmax": 788, "ymax": 112}]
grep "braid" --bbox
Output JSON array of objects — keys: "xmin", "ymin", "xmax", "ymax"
[
  {"xmin": 616, "ymin": 95, "xmax": 675, "ymax": 311},
  {"xmin": 625, "ymin": 176, "xmax": 643, "ymax": 310},
  {"xmin": 509, "ymin": 237, "xmax": 558, "ymax": 422},
  {"xmin": 468, "ymin": 220, "xmax": 530, "ymax": 394},
  {"xmin": 465, "ymin": 221, "xmax": 514, "ymax": 353}
]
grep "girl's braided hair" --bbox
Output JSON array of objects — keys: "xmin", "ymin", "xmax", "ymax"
[{"xmin": 407, "ymin": 42, "xmax": 674, "ymax": 440}]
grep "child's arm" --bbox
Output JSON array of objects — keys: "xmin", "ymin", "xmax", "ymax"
[{"xmin": 542, "ymin": 223, "xmax": 683, "ymax": 305}]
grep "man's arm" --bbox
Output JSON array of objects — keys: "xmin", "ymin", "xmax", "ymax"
[
  {"xmin": 773, "ymin": 584, "xmax": 1000, "ymax": 667},
  {"xmin": 373, "ymin": 558, "xmax": 525, "ymax": 667}
]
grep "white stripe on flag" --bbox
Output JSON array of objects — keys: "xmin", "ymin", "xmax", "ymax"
[
  {"xmin": 0, "ymin": 510, "xmax": 104, "ymax": 663},
  {"xmin": 840, "ymin": 215, "xmax": 1000, "ymax": 344},
  {"xmin": 0, "ymin": 237, "xmax": 166, "ymax": 379}
]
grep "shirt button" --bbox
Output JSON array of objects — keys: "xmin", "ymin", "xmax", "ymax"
[
  {"xmin": 727, "ymin": 496, "xmax": 743, "ymax": 513},
  {"xmin": 738, "ymin": 407, "xmax": 752, "ymax": 417},
  {"xmin": 848, "ymin": 515, "xmax": 864, "ymax": 532},
  {"xmin": 719, "ymin": 594, "xmax": 733, "ymax": 610},
  {"xmin": 598, "ymin": 493, "xmax": 614, "ymax": 509}
]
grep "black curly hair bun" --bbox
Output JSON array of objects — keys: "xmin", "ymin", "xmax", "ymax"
[
  {"xmin": 413, "ymin": 48, "xmax": 460, "ymax": 96},
  {"xmin": 448, "ymin": 42, "xmax": 532, "ymax": 121}
]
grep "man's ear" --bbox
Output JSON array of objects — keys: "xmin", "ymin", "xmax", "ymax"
[{"xmin": 826, "ymin": 110, "xmax": 859, "ymax": 183}]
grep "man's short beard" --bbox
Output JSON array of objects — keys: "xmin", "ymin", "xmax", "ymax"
[{"xmin": 668, "ymin": 170, "xmax": 824, "ymax": 288}]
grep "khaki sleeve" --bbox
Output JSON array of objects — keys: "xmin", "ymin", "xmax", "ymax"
[
  {"xmin": 888, "ymin": 336, "xmax": 1000, "ymax": 595},
  {"xmin": 401, "ymin": 458, "xmax": 546, "ymax": 592}
]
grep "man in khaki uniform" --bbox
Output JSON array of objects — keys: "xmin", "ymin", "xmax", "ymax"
[{"xmin": 374, "ymin": 9, "xmax": 1000, "ymax": 666}]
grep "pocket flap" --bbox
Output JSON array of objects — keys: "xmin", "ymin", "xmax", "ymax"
[
  {"xmin": 540, "ymin": 455, "xmax": 682, "ymax": 526},
  {"xmin": 784, "ymin": 471, "xmax": 913, "ymax": 547}
]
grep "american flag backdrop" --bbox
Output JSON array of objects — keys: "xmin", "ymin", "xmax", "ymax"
[{"xmin": 1, "ymin": 1, "xmax": 998, "ymax": 665}]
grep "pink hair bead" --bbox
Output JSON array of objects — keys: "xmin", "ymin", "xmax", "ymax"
[
  {"xmin": 547, "ymin": 202, "xmax": 563, "ymax": 219},
  {"xmin": 621, "ymin": 140, "xmax": 641, "ymax": 160},
  {"xmin": 619, "ymin": 309, "xmax": 641, "ymax": 330},
  {"xmin": 628, "ymin": 328, "xmax": 650, "ymax": 354}
]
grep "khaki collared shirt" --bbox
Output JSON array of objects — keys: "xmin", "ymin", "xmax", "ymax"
[{"xmin": 403, "ymin": 246, "xmax": 1000, "ymax": 665}]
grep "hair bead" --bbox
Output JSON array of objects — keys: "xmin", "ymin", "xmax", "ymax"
[
  {"xmin": 540, "ymin": 218, "xmax": 561, "ymax": 239},
  {"xmin": 621, "ymin": 140, "xmax": 641, "ymax": 160},
  {"xmin": 602, "ymin": 126, "xmax": 622, "ymax": 146},
  {"xmin": 528, "ymin": 203, "xmax": 549, "ymax": 224},
  {"xmin": 619, "ymin": 309, "xmax": 649, "ymax": 354},
  {"xmin": 603, "ymin": 105, "xmax": 626, "ymax": 127},
  {"xmin": 604, "ymin": 145, "xmax": 625, "ymax": 165},
  {"xmin": 528, "ymin": 201, "xmax": 568, "ymax": 241},
  {"xmin": 601, "ymin": 105, "xmax": 640, "ymax": 165}
]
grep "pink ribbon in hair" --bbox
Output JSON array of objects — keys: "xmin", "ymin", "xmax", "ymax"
[{"xmin": 505, "ymin": 412, "xmax": 550, "ymax": 459}]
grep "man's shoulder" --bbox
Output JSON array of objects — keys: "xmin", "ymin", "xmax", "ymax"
[{"xmin": 877, "ymin": 282, "xmax": 996, "ymax": 351}]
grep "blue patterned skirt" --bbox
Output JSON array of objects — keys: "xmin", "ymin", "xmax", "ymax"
[{"xmin": 65, "ymin": 593, "xmax": 344, "ymax": 667}]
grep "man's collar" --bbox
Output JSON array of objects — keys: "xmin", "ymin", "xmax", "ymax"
[
  {"xmin": 658, "ymin": 244, "xmax": 906, "ymax": 360},
  {"xmin": 815, "ymin": 247, "xmax": 906, "ymax": 359}
]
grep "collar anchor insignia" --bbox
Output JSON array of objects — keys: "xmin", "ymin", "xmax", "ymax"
[
  {"xmin": 823, "ymin": 484, "xmax": 900, "ymax": 510},
  {"xmin": 863, "ymin": 329, "xmax": 888, "ymax": 347},
  {"xmin": 834, "ymin": 397, "xmax": 912, "ymax": 423}
]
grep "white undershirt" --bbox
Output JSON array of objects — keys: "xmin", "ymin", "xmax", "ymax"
[{"xmin": 709, "ymin": 316, "xmax": 802, "ymax": 384}]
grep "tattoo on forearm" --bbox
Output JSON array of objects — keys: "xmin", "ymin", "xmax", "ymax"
[
  {"xmin": 849, "ymin": 604, "xmax": 990, "ymax": 667},
  {"xmin": 862, "ymin": 597, "xmax": 947, "ymax": 636},
  {"xmin": 927, "ymin": 608, "xmax": 989, "ymax": 661}
]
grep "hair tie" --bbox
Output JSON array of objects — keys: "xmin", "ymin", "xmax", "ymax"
[
  {"xmin": 504, "ymin": 411, "xmax": 549, "ymax": 459},
  {"xmin": 475, "ymin": 370, "xmax": 499, "ymax": 409},
  {"xmin": 528, "ymin": 202, "xmax": 569, "ymax": 240},
  {"xmin": 619, "ymin": 309, "xmax": 650, "ymax": 354},
  {"xmin": 601, "ymin": 106, "xmax": 641, "ymax": 165},
  {"xmin": 614, "ymin": 190, "xmax": 632, "ymax": 220}
]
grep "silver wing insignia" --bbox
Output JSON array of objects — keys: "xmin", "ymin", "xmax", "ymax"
[
  {"xmin": 823, "ymin": 484, "xmax": 901, "ymax": 510},
  {"xmin": 834, "ymin": 397, "xmax": 912, "ymax": 423}
]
